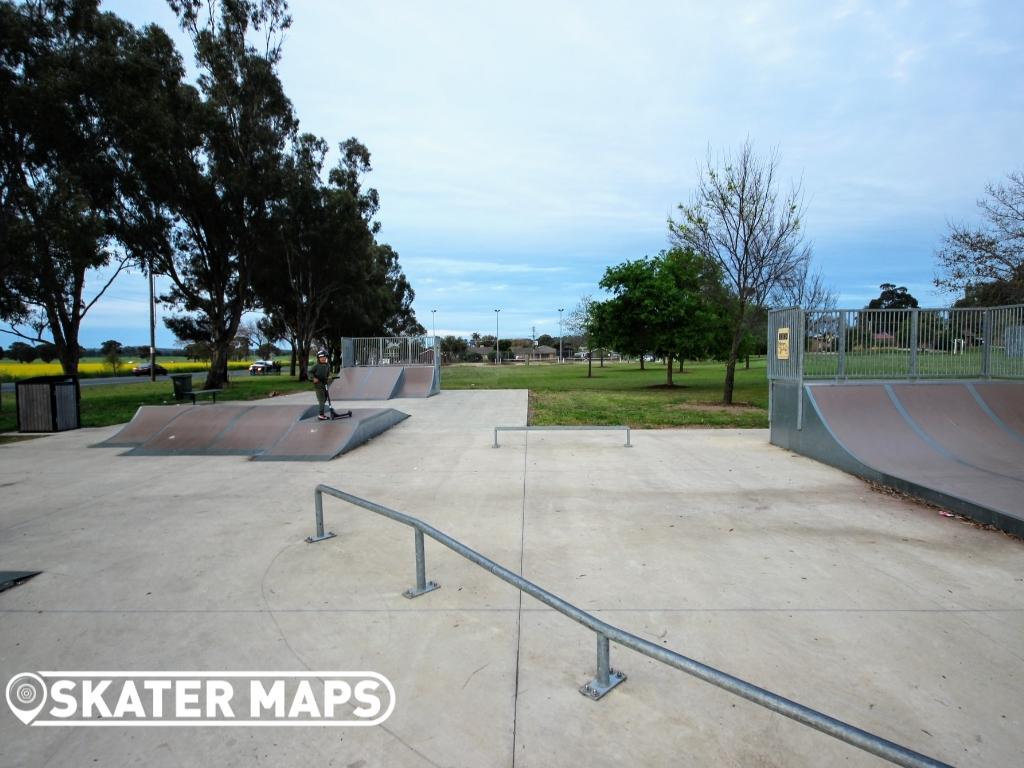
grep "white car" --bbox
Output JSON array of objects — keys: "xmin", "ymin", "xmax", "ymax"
[{"xmin": 248, "ymin": 360, "xmax": 281, "ymax": 375}]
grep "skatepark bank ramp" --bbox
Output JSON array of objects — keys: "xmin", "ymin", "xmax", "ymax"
[{"xmin": 94, "ymin": 404, "xmax": 409, "ymax": 461}]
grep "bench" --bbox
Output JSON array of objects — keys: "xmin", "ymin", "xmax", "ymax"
[{"xmin": 185, "ymin": 389, "xmax": 220, "ymax": 405}]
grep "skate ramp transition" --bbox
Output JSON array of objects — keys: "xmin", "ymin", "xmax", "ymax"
[
  {"xmin": 329, "ymin": 365, "xmax": 439, "ymax": 400},
  {"xmin": 94, "ymin": 404, "xmax": 409, "ymax": 461},
  {"xmin": 771, "ymin": 380, "xmax": 1024, "ymax": 535}
]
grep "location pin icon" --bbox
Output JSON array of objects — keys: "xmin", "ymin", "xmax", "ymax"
[{"xmin": 6, "ymin": 672, "xmax": 47, "ymax": 725}]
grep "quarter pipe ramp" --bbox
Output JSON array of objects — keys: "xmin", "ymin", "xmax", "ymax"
[{"xmin": 771, "ymin": 380, "xmax": 1024, "ymax": 535}]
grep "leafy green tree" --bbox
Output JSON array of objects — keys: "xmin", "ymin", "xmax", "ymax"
[
  {"xmin": 592, "ymin": 249, "xmax": 728, "ymax": 386},
  {"xmin": 99, "ymin": 339, "xmax": 122, "ymax": 356},
  {"xmin": 953, "ymin": 274, "xmax": 1024, "ymax": 307},
  {"xmin": 440, "ymin": 335, "xmax": 467, "ymax": 363},
  {"xmin": 132, "ymin": 0, "xmax": 297, "ymax": 390},
  {"xmin": 35, "ymin": 342, "xmax": 56, "ymax": 363},
  {"xmin": 0, "ymin": 0, "xmax": 174, "ymax": 374},
  {"xmin": 10, "ymin": 341, "xmax": 36, "ymax": 363},
  {"xmin": 867, "ymin": 283, "xmax": 919, "ymax": 309}
]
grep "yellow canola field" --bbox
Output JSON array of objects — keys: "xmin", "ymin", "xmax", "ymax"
[{"xmin": 0, "ymin": 360, "xmax": 252, "ymax": 380}]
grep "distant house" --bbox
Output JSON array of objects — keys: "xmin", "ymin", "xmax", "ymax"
[{"xmin": 510, "ymin": 344, "xmax": 559, "ymax": 361}]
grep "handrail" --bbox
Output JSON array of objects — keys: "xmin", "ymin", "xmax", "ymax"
[
  {"xmin": 306, "ymin": 484, "xmax": 952, "ymax": 768},
  {"xmin": 493, "ymin": 424, "xmax": 631, "ymax": 448}
]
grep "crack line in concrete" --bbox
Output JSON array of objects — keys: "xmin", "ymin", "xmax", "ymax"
[
  {"xmin": 510, "ymin": 432, "xmax": 529, "ymax": 768},
  {"xmin": 6, "ymin": 608, "xmax": 1022, "ymax": 614}
]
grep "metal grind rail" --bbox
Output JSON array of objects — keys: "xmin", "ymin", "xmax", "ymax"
[
  {"xmin": 306, "ymin": 484, "xmax": 952, "ymax": 768},
  {"xmin": 492, "ymin": 425, "xmax": 631, "ymax": 448}
]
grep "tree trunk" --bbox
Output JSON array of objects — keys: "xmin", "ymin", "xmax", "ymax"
[
  {"xmin": 205, "ymin": 340, "xmax": 230, "ymax": 390},
  {"xmin": 289, "ymin": 341, "xmax": 296, "ymax": 376},
  {"xmin": 723, "ymin": 328, "xmax": 745, "ymax": 405},
  {"xmin": 587, "ymin": 352, "xmax": 592, "ymax": 378},
  {"xmin": 296, "ymin": 339, "xmax": 311, "ymax": 382},
  {"xmin": 58, "ymin": 347, "xmax": 79, "ymax": 376},
  {"xmin": 745, "ymin": 354, "xmax": 750, "ymax": 370},
  {"xmin": 666, "ymin": 353, "xmax": 674, "ymax": 386},
  {"xmin": 678, "ymin": 356, "xmax": 684, "ymax": 372},
  {"xmin": 43, "ymin": 293, "xmax": 80, "ymax": 376},
  {"xmin": 639, "ymin": 356, "xmax": 645, "ymax": 371}
]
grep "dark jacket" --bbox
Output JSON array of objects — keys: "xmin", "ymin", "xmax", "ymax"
[{"xmin": 308, "ymin": 361, "xmax": 330, "ymax": 388}]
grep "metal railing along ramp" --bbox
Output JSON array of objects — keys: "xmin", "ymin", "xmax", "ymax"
[{"xmin": 306, "ymin": 484, "xmax": 952, "ymax": 768}]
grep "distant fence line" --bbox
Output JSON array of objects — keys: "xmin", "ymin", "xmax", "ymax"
[{"xmin": 768, "ymin": 304, "xmax": 1024, "ymax": 381}]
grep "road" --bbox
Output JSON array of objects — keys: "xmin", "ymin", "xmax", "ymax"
[{"xmin": 1, "ymin": 367, "xmax": 258, "ymax": 393}]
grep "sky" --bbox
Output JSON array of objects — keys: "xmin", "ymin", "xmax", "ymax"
[{"xmin": 36, "ymin": 0, "xmax": 1024, "ymax": 347}]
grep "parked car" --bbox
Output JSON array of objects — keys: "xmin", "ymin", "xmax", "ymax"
[
  {"xmin": 131, "ymin": 362, "xmax": 168, "ymax": 376},
  {"xmin": 248, "ymin": 359, "xmax": 282, "ymax": 375}
]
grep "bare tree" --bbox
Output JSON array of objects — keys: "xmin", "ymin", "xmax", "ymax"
[
  {"xmin": 567, "ymin": 294, "xmax": 596, "ymax": 376},
  {"xmin": 935, "ymin": 170, "xmax": 1024, "ymax": 301},
  {"xmin": 772, "ymin": 259, "xmax": 837, "ymax": 313},
  {"xmin": 669, "ymin": 140, "xmax": 811, "ymax": 404}
]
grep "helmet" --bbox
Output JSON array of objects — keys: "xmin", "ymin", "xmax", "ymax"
[{"xmin": 317, "ymin": 349, "xmax": 328, "ymax": 358}]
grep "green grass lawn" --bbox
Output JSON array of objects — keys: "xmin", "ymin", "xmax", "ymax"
[
  {"xmin": 0, "ymin": 359, "xmax": 770, "ymax": 434},
  {"xmin": 442, "ymin": 358, "xmax": 769, "ymax": 428},
  {"xmin": 0, "ymin": 374, "xmax": 312, "ymax": 433}
]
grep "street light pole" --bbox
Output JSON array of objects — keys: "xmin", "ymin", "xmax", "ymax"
[
  {"xmin": 494, "ymin": 309, "xmax": 501, "ymax": 365},
  {"xmin": 431, "ymin": 309, "xmax": 436, "ymax": 339},
  {"xmin": 558, "ymin": 308, "xmax": 564, "ymax": 363},
  {"xmin": 149, "ymin": 259, "xmax": 157, "ymax": 382}
]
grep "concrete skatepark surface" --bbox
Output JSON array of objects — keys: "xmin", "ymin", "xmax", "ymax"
[
  {"xmin": 2, "ymin": 388, "xmax": 1023, "ymax": 766},
  {"xmin": 772, "ymin": 380, "xmax": 1024, "ymax": 535}
]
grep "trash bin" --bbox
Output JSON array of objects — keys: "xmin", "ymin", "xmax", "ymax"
[
  {"xmin": 170, "ymin": 373, "xmax": 194, "ymax": 401},
  {"xmin": 15, "ymin": 375, "xmax": 80, "ymax": 432}
]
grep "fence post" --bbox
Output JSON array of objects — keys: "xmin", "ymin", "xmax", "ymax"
[
  {"xmin": 837, "ymin": 311, "xmax": 847, "ymax": 379},
  {"xmin": 982, "ymin": 309, "xmax": 992, "ymax": 378},
  {"xmin": 403, "ymin": 528, "xmax": 440, "ymax": 598},
  {"xmin": 796, "ymin": 310, "xmax": 805, "ymax": 431},
  {"xmin": 909, "ymin": 309, "xmax": 919, "ymax": 379}
]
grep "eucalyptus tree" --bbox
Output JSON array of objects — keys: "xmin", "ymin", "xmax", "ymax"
[
  {"xmin": 146, "ymin": 0, "xmax": 297, "ymax": 390},
  {"xmin": 0, "ymin": 0, "xmax": 175, "ymax": 373}
]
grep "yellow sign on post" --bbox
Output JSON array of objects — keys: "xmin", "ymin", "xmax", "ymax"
[{"xmin": 776, "ymin": 328, "xmax": 790, "ymax": 360}]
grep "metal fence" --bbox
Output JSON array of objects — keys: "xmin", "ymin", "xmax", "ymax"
[
  {"xmin": 345, "ymin": 336, "xmax": 438, "ymax": 367},
  {"xmin": 769, "ymin": 304, "xmax": 1024, "ymax": 380},
  {"xmin": 306, "ymin": 484, "xmax": 951, "ymax": 768}
]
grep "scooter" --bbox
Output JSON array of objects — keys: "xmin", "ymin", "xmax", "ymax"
[{"xmin": 324, "ymin": 388, "xmax": 352, "ymax": 421}]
